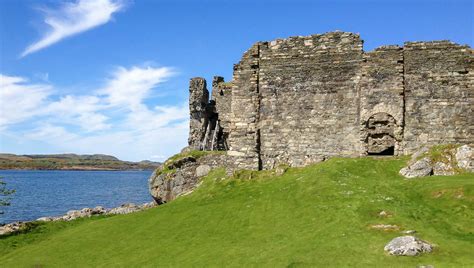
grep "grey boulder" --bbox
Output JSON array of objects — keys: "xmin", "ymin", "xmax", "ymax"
[
  {"xmin": 399, "ymin": 157, "xmax": 432, "ymax": 178},
  {"xmin": 195, "ymin": 164, "xmax": 211, "ymax": 177},
  {"xmin": 384, "ymin": 236, "xmax": 433, "ymax": 256}
]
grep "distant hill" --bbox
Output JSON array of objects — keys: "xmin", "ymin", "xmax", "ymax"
[{"xmin": 0, "ymin": 153, "xmax": 161, "ymax": 170}]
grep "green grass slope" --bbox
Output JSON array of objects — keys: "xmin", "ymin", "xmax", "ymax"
[{"xmin": 1, "ymin": 157, "xmax": 473, "ymax": 267}]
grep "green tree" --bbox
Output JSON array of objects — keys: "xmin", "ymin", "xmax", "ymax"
[{"xmin": 0, "ymin": 177, "xmax": 14, "ymax": 214}]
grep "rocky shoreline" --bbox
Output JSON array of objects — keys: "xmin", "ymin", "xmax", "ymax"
[{"xmin": 0, "ymin": 201, "xmax": 157, "ymax": 236}]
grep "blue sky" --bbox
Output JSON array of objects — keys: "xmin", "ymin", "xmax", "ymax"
[{"xmin": 0, "ymin": 0, "xmax": 472, "ymax": 161}]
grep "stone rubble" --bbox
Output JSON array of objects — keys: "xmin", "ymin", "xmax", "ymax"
[
  {"xmin": 399, "ymin": 144, "xmax": 473, "ymax": 178},
  {"xmin": 0, "ymin": 201, "xmax": 156, "ymax": 236}
]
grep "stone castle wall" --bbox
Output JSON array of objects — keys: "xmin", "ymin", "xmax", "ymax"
[
  {"xmin": 256, "ymin": 32, "xmax": 363, "ymax": 169},
  {"xmin": 188, "ymin": 32, "xmax": 473, "ymax": 170},
  {"xmin": 403, "ymin": 41, "xmax": 473, "ymax": 153}
]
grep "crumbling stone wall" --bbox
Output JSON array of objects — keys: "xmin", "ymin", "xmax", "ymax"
[
  {"xmin": 211, "ymin": 76, "xmax": 232, "ymax": 150},
  {"xmin": 188, "ymin": 76, "xmax": 232, "ymax": 152},
  {"xmin": 359, "ymin": 45, "xmax": 405, "ymax": 155},
  {"xmin": 256, "ymin": 32, "xmax": 364, "ymax": 169},
  {"xmin": 402, "ymin": 41, "xmax": 473, "ymax": 153},
  {"xmin": 188, "ymin": 77, "xmax": 209, "ymax": 150},
  {"xmin": 227, "ymin": 44, "xmax": 262, "ymax": 170},
  {"xmin": 188, "ymin": 32, "xmax": 473, "ymax": 170}
]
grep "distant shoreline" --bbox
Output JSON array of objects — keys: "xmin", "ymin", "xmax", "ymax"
[
  {"xmin": 0, "ymin": 153, "xmax": 161, "ymax": 171},
  {"xmin": 0, "ymin": 168, "xmax": 155, "ymax": 171}
]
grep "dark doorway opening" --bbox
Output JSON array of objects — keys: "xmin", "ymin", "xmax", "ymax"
[
  {"xmin": 365, "ymin": 113, "xmax": 396, "ymax": 156},
  {"xmin": 368, "ymin": 146, "xmax": 394, "ymax": 156}
]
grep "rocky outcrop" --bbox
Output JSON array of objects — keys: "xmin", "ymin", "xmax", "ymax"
[
  {"xmin": 0, "ymin": 202, "xmax": 156, "ymax": 236},
  {"xmin": 399, "ymin": 157, "xmax": 433, "ymax": 178},
  {"xmin": 384, "ymin": 236, "xmax": 433, "ymax": 256},
  {"xmin": 148, "ymin": 152, "xmax": 229, "ymax": 204},
  {"xmin": 400, "ymin": 144, "xmax": 473, "ymax": 178}
]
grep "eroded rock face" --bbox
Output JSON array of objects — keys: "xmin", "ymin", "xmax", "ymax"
[
  {"xmin": 148, "ymin": 153, "xmax": 229, "ymax": 204},
  {"xmin": 384, "ymin": 236, "xmax": 433, "ymax": 256}
]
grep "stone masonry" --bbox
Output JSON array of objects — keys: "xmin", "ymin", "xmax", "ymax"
[{"xmin": 188, "ymin": 31, "xmax": 473, "ymax": 170}]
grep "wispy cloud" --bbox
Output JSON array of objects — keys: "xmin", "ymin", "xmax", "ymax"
[
  {"xmin": 21, "ymin": 0, "xmax": 125, "ymax": 57},
  {"xmin": 0, "ymin": 65, "xmax": 188, "ymax": 161},
  {"xmin": 100, "ymin": 66, "xmax": 174, "ymax": 110},
  {"xmin": 0, "ymin": 74, "xmax": 52, "ymax": 129}
]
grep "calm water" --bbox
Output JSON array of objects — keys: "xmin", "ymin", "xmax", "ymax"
[{"xmin": 0, "ymin": 170, "xmax": 153, "ymax": 224}]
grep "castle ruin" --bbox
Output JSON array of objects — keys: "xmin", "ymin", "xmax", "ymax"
[{"xmin": 187, "ymin": 31, "xmax": 473, "ymax": 170}]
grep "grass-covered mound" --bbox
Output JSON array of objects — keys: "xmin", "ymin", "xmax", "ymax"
[{"xmin": 0, "ymin": 157, "xmax": 472, "ymax": 267}]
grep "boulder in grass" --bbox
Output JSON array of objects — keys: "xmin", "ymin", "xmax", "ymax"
[
  {"xmin": 399, "ymin": 157, "xmax": 432, "ymax": 178},
  {"xmin": 384, "ymin": 236, "xmax": 433, "ymax": 256}
]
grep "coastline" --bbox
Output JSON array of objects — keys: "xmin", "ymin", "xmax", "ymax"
[
  {"xmin": 0, "ymin": 201, "xmax": 157, "ymax": 235},
  {"xmin": 0, "ymin": 167, "xmax": 156, "ymax": 171}
]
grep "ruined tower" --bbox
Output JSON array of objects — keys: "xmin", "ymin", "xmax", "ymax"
[{"xmin": 187, "ymin": 31, "xmax": 473, "ymax": 170}]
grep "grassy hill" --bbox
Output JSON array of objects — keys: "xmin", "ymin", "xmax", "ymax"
[
  {"xmin": 0, "ymin": 153, "xmax": 160, "ymax": 170},
  {"xmin": 0, "ymin": 157, "xmax": 472, "ymax": 267}
]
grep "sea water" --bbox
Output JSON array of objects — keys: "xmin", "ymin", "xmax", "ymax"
[{"xmin": 0, "ymin": 170, "xmax": 153, "ymax": 224}]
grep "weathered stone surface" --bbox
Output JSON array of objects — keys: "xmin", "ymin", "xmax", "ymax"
[
  {"xmin": 1, "ymin": 202, "xmax": 156, "ymax": 236},
  {"xmin": 166, "ymin": 156, "xmax": 196, "ymax": 170},
  {"xmin": 0, "ymin": 222, "xmax": 25, "ymax": 235},
  {"xmin": 400, "ymin": 144, "xmax": 473, "ymax": 178},
  {"xmin": 456, "ymin": 145, "xmax": 473, "ymax": 172},
  {"xmin": 187, "ymin": 76, "xmax": 230, "ymax": 152},
  {"xmin": 36, "ymin": 216, "xmax": 54, "ymax": 222},
  {"xmin": 188, "ymin": 78, "xmax": 209, "ymax": 150},
  {"xmin": 148, "ymin": 153, "xmax": 230, "ymax": 204},
  {"xmin": 188, "ymin": 32, "xmax": 473, "ymax": 171},
  {"xmin": 402, "ymin": 41, "xmax": 472, "ymax": 153},
  {"xmin": 195, "ymin": 164, "xmax": 211, "ymax": 177},
  {"xmin": 107, "ymin": 203, "xmax": 141, "ymax": 215},
  {"xmin": 399, "ymin": 157, "xmax": 433, "ymax": 178},
  {"xmin": 384, "ymin": 236, "xmax": 433, "ymax": 256},
  {"xmin": 432, "ymin": 162, "xmax": 455, "ymax": 176}
]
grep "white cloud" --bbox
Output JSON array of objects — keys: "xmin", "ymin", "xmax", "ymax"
[
  {"xmin": 125, "ymin": 103, "xmax": 188, "ymax": 131},
  {"xmin": 26, "ymin": 124, "xmax": 78, "ymax": 142},
  {"xmin": 0, "ymin": 65, "xmax": 189, "ymax": 161},
  {"xmin": 101, "ymin": 66, "xmax": 174, "ymax": 110},
  {"xmin": 45, "ymin": 95, "xmax": 110, "ymax": 132},
  {"xmin": 22, "ymin": 0, "xmax": 124, "ymax": 57},
  {"xmin": 0, "ymin": 74, "xmax": 52, "ymax": 128}
]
